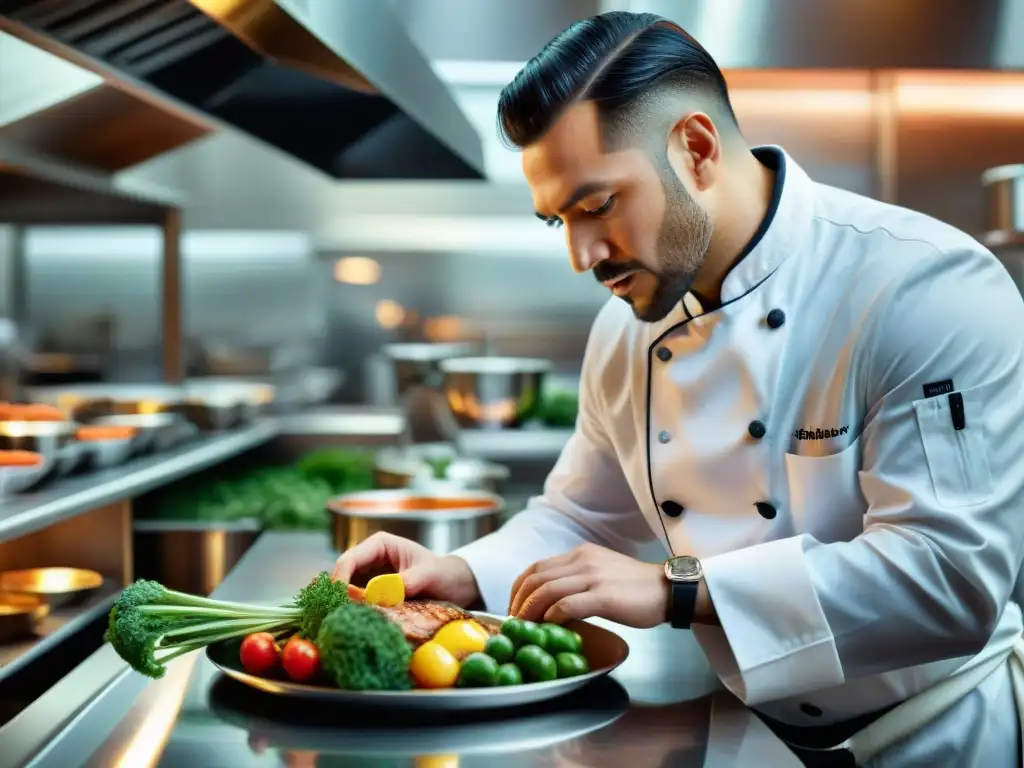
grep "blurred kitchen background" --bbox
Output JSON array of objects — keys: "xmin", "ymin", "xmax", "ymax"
[
  {"xmin": 2, "ymin": 0, "xmax": 1021, "ymax": 402},
  {"xmin": 0, "ymin": 1, "xmax": 1022, "ymax": 745}
]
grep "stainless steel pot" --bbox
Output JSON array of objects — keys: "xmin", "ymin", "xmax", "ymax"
[
  {"xmin": 133, "ymin": 519, "xmax": 262, "ymax": 596},
  {"xmin": 383, "ymin": 342, "xmax": 479, "ymax": 394},
  {"xmin": 982, "ymin": 164, "xmax": 1024, "ymax": 302},
  {"xmin": 327, "ymin": 489, "xmax": 504, "ymax": 555},
  {"xmin": 439, "ymin": 357, "xmax": 552, "ymax": 429},
  {"xmin": 982, "ymin": 164, "xmax": 1024, "ymax": 246}
]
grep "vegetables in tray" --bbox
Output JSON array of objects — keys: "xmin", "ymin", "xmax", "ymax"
[
  {"xmin": 106, "ymin": 572, "xmax": 595, "ymax": 691},
  {"xmin": 144, "ymin": 448, "xmax": 377, "ymax": 531},
  {"xmin": 0, "ymin": 450, "xmax": 44, "ymax": 467}
]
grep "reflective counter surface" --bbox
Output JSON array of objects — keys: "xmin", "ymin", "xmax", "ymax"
[{"xmin": 19, "ymin": 534, "xmax": 804, "ymax": 768}]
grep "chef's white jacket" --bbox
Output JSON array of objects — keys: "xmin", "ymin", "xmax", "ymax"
[{"xmin": 454, "ymin": 146, "xmax": 1024, "ymax": 766}]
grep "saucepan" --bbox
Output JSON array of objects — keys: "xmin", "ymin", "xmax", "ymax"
[{"xmin": 327, "ymin": 488, "xmax": 504, "ymax": 555}]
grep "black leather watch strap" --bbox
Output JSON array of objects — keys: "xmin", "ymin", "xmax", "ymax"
[{"xmin": 669, "ymin": 580, "xmax": 699, "ymax": 629}]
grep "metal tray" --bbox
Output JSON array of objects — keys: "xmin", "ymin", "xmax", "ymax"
[
  {"xmin": 205, "ymin": 612, "xmax": 629, "ymax": 710},
  {"xmin": 79, "ymin": 435, "xmax": 135, "ymax": 469},
  {"xmin": 0, "ymin": 457, "xmax": 50, "ymax": 496}
]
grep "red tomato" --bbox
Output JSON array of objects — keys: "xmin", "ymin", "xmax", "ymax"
[
  {"xmin": 240, "ymin": 632, "xmax": 280, "ymax": 675},
  {"xmin": 281, "ymin": 636, "xmax": 320, "ymax": 682}
]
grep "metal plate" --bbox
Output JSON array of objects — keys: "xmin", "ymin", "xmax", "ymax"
[
  {"xmin": 207, "ymin": 674, "xmax": 629, "ymax": 757},
  {"xmin": 206, "ymin": 612, "xmax": 630, "ymax": 710}
]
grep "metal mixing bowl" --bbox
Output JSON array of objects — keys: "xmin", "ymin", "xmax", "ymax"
[
  {"xmin": 327, "ymin": 488, "xmax": 504, "ymax": 555},
  {"xmin": 439, "ymin": 357, "xmax": 552, "ymax": 429},
  {"xmin": 0, "ymin": 419, "xmax": 74, "ymax": 458},
  {"xmin": 383, "ymin": 342, "xmax": 479, "ymax": 394},
  {"xmin": 94, "ymin": 412, "xmax": 181, "ymax": 454}
]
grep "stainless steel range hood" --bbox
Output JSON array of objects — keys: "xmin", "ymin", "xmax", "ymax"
[{"xmin": 0, "ymin": 0, "xmax": 486, "ymax": 181}]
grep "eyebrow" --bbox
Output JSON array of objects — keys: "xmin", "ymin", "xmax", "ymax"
[{"xmin": 535, "ymin": 181, "xmax": 614, "ymax": 221}]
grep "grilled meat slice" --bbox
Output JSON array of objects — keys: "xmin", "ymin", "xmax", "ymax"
[{"xmin": 372, "ymin": 600, "xmax": 498, "ymax": 647}]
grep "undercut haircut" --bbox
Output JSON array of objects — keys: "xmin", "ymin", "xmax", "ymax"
[{"xmin": 497, "ymin": 11, "xmax": 738, "ymax": 152}]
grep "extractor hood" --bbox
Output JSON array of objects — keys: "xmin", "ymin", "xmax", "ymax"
[{"xmin": 0, "ymin": 0, "xmax": 486, "ymax": 181}]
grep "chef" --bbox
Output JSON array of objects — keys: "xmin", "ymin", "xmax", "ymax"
[{"xmin": 333, "ymin": 11, "xmax": 1024, "ymax": 767}]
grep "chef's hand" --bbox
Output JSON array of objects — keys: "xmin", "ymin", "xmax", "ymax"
[
  {"xmin": 331, "ymin": 532, "xmax": 481, "ymax": 608},
  {"xmin": 509, "ymin": 543, "xmax": 670, "ymax": 628}
]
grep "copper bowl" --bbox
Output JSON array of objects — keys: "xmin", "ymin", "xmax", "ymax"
[
  {"xmin": 0, "ymin": 592, "xmax": 49, "ymax": 643},
  {"xmin": 0, "ymin": 567, "xmax": 104, "ymax": 610}
]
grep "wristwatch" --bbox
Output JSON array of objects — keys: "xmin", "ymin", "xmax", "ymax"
[{"xmin": 665, "ymin": 555, "xmax": 703, "ymax": 629}]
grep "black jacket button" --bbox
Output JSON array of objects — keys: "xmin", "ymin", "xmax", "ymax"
[
  {"xmin": 656, "ymin": 347, "xmax": 672, "ymax": 362},
  {"xmin": 766, "ymin": 308, "xmax": 786, "ymax": 329},
  {"xmin": 755, "ymin": 501, "xmax": 777, "ymax": 519},
  {"xmin": 748, "ymin": 420, "xmax": 766, "ymax": 439},
  {"xmin": 800, "ymin": 702, "xmax": 823, "ymax": 717},
  {"xmin": 660, "ymin": 500, "xmax": 685, "ymax": 518}
]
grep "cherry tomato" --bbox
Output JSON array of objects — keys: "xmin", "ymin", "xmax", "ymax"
[
  {"xmin": 281, "ymin": 636, "xmax": 320, "ymax": 682},
  {"xmin": 240, "ymin": 632, "xmax": 280, "ymax": 675}
]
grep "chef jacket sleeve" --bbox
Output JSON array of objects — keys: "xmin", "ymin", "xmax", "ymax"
[
  {"xmin": 451, "ymin": 309, "xmax": 656, "ymax": 614},
  {"xmin": 698, "ymin": 246, "xmax": 1024, "ymax": 706}
]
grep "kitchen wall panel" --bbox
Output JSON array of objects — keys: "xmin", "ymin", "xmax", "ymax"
[
  {"xmin": 892, "ymin": 72, "xmax": 1024, "ymax": 235},
  {"xmin": 20, "ymin": 228, "xmax": 322, "ymax": 381}
]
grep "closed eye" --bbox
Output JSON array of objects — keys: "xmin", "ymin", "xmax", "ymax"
[{"xmin": 585, "ymin": 195, "xmax": 616, "ymax": 217}]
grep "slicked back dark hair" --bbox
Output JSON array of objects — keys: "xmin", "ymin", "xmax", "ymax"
[{"xmin": 497, "ymin": 11, "xmax": 737, "ymax": 150}]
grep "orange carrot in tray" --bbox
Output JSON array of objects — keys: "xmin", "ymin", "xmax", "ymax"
[
  {"xmin": 76, "ymin": 425, "xmax": 136, "ymax": 441},
  {"xmin": 0, "ymin": 450, "xmax": 44, "ymax": 467},
  {"xmin": 0, "ymin": 403, "xmax": 67, "ymax": 422}
]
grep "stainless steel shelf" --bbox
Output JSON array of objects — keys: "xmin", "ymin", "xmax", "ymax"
[
  {"xmin": 0, "ymin": 421, "xmax": 279, "ymax": 542},
  {"xmin": 0, "ymin": 578, "xmax": 120, "ymax": 683},
  {"xmin": 275, "ymin": 406, "xmax": 404, "ymax": 436},
  {"xmin": 455, "ymin": 427, "xmax": 573, "ymax": 460}
]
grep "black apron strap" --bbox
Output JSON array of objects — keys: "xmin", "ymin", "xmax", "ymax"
[{"xmin": 752, "ymin": 702, "xmax": 901, "ymax": 768}]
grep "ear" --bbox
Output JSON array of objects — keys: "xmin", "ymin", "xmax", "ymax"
[{"xmin": 665, "ymin": 113, "xmax": 721, "ymax": 191}]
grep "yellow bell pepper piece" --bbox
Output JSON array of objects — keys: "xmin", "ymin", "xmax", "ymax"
[
  {"xmin": 364, "ymin": 573, "xmax": 405, "ymax": 607},
  {"xmin": 431, "ymin": 619, "xmax": 488, "ymax": 659},
  {"xmin": 410, "ymin": 641, "xmax": 460, "ymax": 689},
  {"xmin": 416, "ymin": 755, "xmax": 459, "ymax": 768}
]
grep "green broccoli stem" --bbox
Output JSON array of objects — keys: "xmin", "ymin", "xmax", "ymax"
[
  {"xmin": 155, "ymin": 619, "xmax": 294, "ymax": 664},
  {"xmin": 138, "ymin": 604, "xmax": 295, "ymax": 619},
  {"xmin": 156, "ymin": 588, "xmax": 295, "ymax": 615},
  {"xmin": 161, "ymin": 616, "xmax": 289, "ymax": 641}
]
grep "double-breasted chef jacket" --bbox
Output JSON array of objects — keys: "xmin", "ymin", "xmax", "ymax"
[{"xmin": 454, "ymin": 146, "xmax": 1024, "ymax": 766}]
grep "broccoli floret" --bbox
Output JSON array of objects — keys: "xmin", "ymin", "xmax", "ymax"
[
  {"xmin": 317, "ymin": 603, "xmax": 412, "ymax": 691},
  {"xmin": 292, "ymin": 571, "xmax": 350, "ymax": 639}
]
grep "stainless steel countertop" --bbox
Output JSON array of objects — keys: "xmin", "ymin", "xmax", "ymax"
[{"xmin": 8, "ymin": 533, "xmax": 803, "ymax": 768}]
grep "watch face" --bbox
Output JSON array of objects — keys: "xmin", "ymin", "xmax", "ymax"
[{"xmin": 666, "ymin": 555, "xmax": 702, "ymax": 581}]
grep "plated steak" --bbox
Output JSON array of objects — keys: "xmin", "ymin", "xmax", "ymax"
[{"xmin": 372, "ymin": 601, "xmax": 499, "ymax": 646}]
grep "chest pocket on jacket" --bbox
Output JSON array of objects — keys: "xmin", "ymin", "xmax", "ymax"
[
  {"xmin": 913, "ymin": 387, "xmax": 993, "ymax": 508},
  {"xmin": 784, "ymin": 435, "xmax": 866, "ymax": 542}
]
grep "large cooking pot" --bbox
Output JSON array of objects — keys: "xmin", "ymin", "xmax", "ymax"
[
  {"xmin": 133, "ymin": 519, "xmax": 262, "ymax": 596},
  {"xmin": 327, "ymin": 489, "xmax": 504, "ymax": 555}
]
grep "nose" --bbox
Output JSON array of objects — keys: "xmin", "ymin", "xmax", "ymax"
[{"xmin": 566, "ymin": 224, "xmax": 611, "ymax": 274}]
